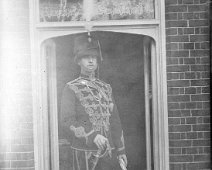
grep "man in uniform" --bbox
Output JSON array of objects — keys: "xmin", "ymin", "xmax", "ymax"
[{"xmin": 60, "ymin": 33, "xmax": 127, "ymax": 170}]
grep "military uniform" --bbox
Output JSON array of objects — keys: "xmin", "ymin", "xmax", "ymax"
[{"xmin": 60, "ymin": 73, "xmax": 125, "ymax": 170}]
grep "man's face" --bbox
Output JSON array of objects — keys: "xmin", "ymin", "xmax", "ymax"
[{"xmin": 78, "ymin": 55, "xmax": 98, "ymax": 72}]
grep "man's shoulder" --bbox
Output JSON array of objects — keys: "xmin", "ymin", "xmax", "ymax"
[{"xmin": 66, "ymin": 77, "xmax": 81, "ymax": 86}]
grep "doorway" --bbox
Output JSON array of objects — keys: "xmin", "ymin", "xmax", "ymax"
[{"xmin": 46, "ymin": 31, "xmax": 153, "ymax": 170}]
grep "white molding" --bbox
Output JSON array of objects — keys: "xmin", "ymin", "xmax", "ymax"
[{"xmin": 30, "ymin": 0, "xmax": 169, "ymax": 170}]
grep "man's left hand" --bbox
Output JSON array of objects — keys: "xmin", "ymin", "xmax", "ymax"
[{"xmin": 118, "ymin": 154, "xmax": 127, "ymax": 167}]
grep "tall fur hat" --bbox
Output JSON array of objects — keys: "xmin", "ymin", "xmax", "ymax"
[{"xmin": 74, "ymin": 33, "xmax": 103, "ymax": 63}]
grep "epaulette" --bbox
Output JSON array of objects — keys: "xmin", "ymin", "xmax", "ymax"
[{"xmin": 67, "ymin": 77, "xmax": 81, "ymax": 85}]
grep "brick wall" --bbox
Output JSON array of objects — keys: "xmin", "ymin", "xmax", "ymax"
[
  {"xmin": 0, "ymin": 1, "xmax": 34, "ymax": 170},
  {"xmin": 166, "ymin": 0, "xmax": 211, "ymax": 169}
]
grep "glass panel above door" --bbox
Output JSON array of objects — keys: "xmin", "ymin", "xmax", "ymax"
[{"xmin": 39, "ymin": 0, "xmax": 155, "ymax": 22}]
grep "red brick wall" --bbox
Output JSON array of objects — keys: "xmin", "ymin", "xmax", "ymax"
[
  {"xmin": 0, "ymin": 1, "xmax": 34, "ymax": 170},
  {"xmin": 166, "ymin": 0, "xmax": 211, "ymax": 169}
]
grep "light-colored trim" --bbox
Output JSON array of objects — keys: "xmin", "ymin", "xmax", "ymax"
[
  {"xmin": 30, "ymin": 1, "xmax": 50, "ymax": 170},
  {"xmin": 37, "ymin": 20, "xmax": 160, "ymax": 28},
  {"xmin": 144, "ymin": 37, "xmax": 152, "ymax": 170},
  {"xmin": 30, "ymin": 0, "xmax": 169, "ymax": 170},
  {"xmin": 45, "ymin": 39, "xmax": 59, "ymax": 170}
]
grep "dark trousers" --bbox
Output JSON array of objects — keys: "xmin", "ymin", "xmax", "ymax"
[{"xmin": 72, "ymin": 149, "xmax": 122, "ymax": 170}]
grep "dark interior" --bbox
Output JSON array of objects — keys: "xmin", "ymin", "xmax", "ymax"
[{"xmin": 53, "ymin": 31, "xmax": 149, "ymax": 170}]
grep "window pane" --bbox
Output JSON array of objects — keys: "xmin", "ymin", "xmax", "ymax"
[
  {"xmin": 92, "ymin": 0, "xmax": 155, "ymax": 20},
  {"xmin": 39, "ymin": 0, "xmax": 155, "ymax": 22}
]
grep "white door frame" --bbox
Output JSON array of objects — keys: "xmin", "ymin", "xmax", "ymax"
[{"xmin": 29, "ymin": 0, "xmax": 169, "ymax": 170}]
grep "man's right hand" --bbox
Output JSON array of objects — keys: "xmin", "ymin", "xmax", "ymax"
[{"xmin": 93, "ymin": 134, "xmax": 108, "ymax": 150}]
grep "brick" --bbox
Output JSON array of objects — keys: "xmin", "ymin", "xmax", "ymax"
[
  {"xmin": 188, "ymin": 5, "xmax": 209, "ymax": 12},
  {"xmin": 190, "ymin": 35, "xmax": 209, "ymax": 42},
  {"xmin": 199, "ymin": 12, "xmax": 209, "ymax": 19},
  {"xmin": 202, "ymin": 101, "xmax": 210, "ymax": 108},
  {"xmin": 185, "ymin": 72, "xmax": 195, "ymax": 79},
  {"xmin": 191, "ymin": 94, "xmax": 210, "ymax": 101},
  {"xmin": 195, "ymin": 27, "xmax": 200, "ymax": 34},
  {"xmin": 168, "ymin": 110, "xmax": 182, "ymax": 117},
  {"xmin": 166, "ymin": 28, "xmax": 178, "ymax": 35},
  {"xmin": 193, "ymin": 139, "xmax": 210, "ymax": 146},
  {"xmin": 193, "ymin": 124, "xmax": 210, "ymax": 131},
  {"xmin": 169, "ymin": 148, "xmax": 182, "ymax": 154},
  {"xmin": 196, "ymin": 102, "xmax": 203, "ymax": 109},
  {"xmin": 191, "ymin": 79, "xmax": 210, "ymax": 86},
  {"xmin": 185, "ymin": 87, "xmax": 196, "ymax": 94},
  {"xmin": 190, "ymin": 50, "xmax": 209, "ymax": 57},
  {"xmin": 186, "ymin": 117, "xmax": 197, "ymax": 124},
  {"xmin": 201, "ymin": 71, "xmax": 210, "ymax": 78},
  {"xmin": 183, "ymin": 43, "xmax": 194, "ymax": 49},
  {"xmin": 198, "ymin": 162, "xmax": 211, "ymax": 169},
  {"xmin": 169, "ymin": 140, "xmax": 192, "ymax": 147},
  {"xmin": 191, "ymin": 109, "xmax": 210, "ymax": 116},
  {"xmin": 170, "ymin": 155, "xmax": 193, "ymax": 162},
  {"xmin": 186, "ymin": 132, "xmax": 198, "ymax": 139},
  {"xmin": 179, "ymin": 58, "xmax": 184, "ymax": 64},
  {"xmin": 194, "ymin": 13, "xmax": 200, "ymax": 19},
  {"xmin": 185, "ymin": 147, "xmax": 199, "ymax": 154},
  {"xmin": 167, "ymin": 35, "xmax": 189, "ymax": 42},
  {"xmin": 200, "ymin": 27, "xmax": 209, "ymax": 34},
  {"xmin": 167, "ymin": 57, "xmax": 179, "ymax": 64},
  {"xmin": 200, "ymin": 0, "xmax": 209, "ymax": 3},
  {"xmin": 203, "ymin": 117, "xmax": 210, "ymax": 124},
  {"xmin": 169, "ymin": 133, "xmax": 181, "ymax": 140},
  {"xmin": 185, "ymin": 102, "xmax": 197, "ymax": 109},
  {"xmin": 202, "ymin": 86, "xmax": 210, "ymax": 94},
  {"xmin": 181, "ymin": 133, "xmax": 186, "ymax": 139},
  {"xmin": 166, "ymin": 43, "xmax": 179, "ymax": 51},
  {"xmin": 194, "ymin": 155, "xmax": 210, "ymax": 161},
  {"xmin": 203, "ymin": 147, "xmax": 211, "ymax": 153},
  {"xmin": 166, "ymin": 21, "xmax": 188, "ymax": 28},
  {"xmin": 168, "ymin": 103, "xmax": 180, "ymax": 109},
  {"xmin": 183, "ymin": 0, "xmax": 194, "ymax": 4},
  {"xmin": 167, "ymin": 73, "xmax": 180, "ymax": 80},
  {"xmin": 178, "ymin": 0, "xmax": 183, "ymax": 4},
  {"xmin": 178, "ymin": 28, "xmax": 183, "ymax": 35},
  {"xmin": 195, "ymin": 42, "xmax": 201, "ymax": 49},
  {"xmin": 169, "ymin": 125, "xmax": 191, "ymax": 132},
  {"xmin": 180, "ymin": 102, "xmax": 186, "ymax": 109},
  {"xmin": 166, "ymin": 5, "xmax": 188, "ymax": 12},
  {"xmin": 11, "ymin": 144, "xmax": 33, "ymax": 152},
  {"xmin": 183, "ymin": 13, "xmax": 194, "ymax": 20},
  {"xmin": 165, "ymin": 0, "xmax": 178, "ymax": 5},
  {"xmin": 200, "ymin": 56, "xmax": 210, "ymax": 63},
  {"xmin": 167, "ymin": 65, "xmax": 189, "ymax": 72},
  {"xmin": 191, "ymin": 65, "xmax": 210, "ymax": 71},
  {"xmin": 167, "ymin": 80, "xmax": 190, "ymax": 87},
  {"xmin": 0, "ymin": 161, "xmax": 10, "ymax": 168},
  {"xmin": 178, "ymin": 13, "xmax": 183, "ymax": 20},
  {"xmin": 181, "ymin": 110, "xmax": 191, "ymax": 116},
  {"xmin": 201, "ymin": 42, "xmax": 209, "ymax": 49},
  {"xmin": 169, "ymin": 118, "xmax": 181, "ymax": 124},
  {"xmin": 11, "ymin": 160, "xmax": 34, "ymax": 168},
  {"xmin": 168, "ymin": 87, "xmax": 180, "ymax": 95},
  {"xmin": 170, "ymin": 164, "xmax": 182, "ymax": 169},
  {"xmin": 189, "ymin": 19, "xmax": 209, "ymax": 27},
  {"xmin": 166, "ymin": 13, "xmax": 178, "ymax": 20},
  {"xmin": 167, "ymin": 50, "xmax": 190, "ymax": 57},
  {"xmin": 180, "ymin": 118, "xmax": 185, "ymax": 124}
]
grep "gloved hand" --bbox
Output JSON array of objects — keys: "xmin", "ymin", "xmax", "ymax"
[
  {"xmin": 118, "ymin": 154, "xmax": 128, "ymax": 167},
  {"xmin": 93, "ymin": 134, "xmax": 108, "ymax": 150}
]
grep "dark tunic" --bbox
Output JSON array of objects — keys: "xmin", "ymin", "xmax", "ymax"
[{"xmin": 60, "ymin": 75, "xmax": 125, "ymax": 170}]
